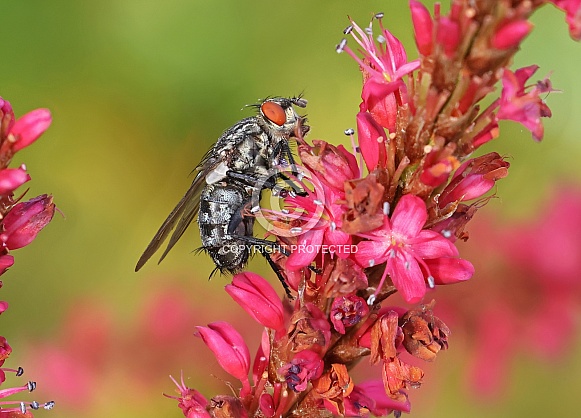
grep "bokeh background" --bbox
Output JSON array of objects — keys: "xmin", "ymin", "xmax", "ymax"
[{"xmin": 1, "ymin": 1, "xmax": 580, "ymax": 417}]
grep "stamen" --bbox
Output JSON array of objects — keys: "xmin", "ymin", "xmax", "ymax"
[
  {"xmin": 251, "ymin": 206, "xmax": 260, "ymax": 213},
  {"xmin": 313, "ymin": 199, "xmax": 323, "ymax": 206},
  {"xmin": 368, "ymin": 259, "xmax": 375, "ymax": 267},
  {"xmin": 290, "ymin": 227, "xmax": 303, "ymax": 234},
  {"xmin": 30, "ymin": 401, "xmax": 39, "ymax": 410},
  {"xmin": 442, "ymin": 230, "xmax": 452, "ymax": 238},
  {"xmin": 383, "ymin": 201, "xmax": 390, "ymax": 215},
  {"xmin": 367, "ymin": 294, "xmax": 376, "ymax": 305},
  {"xmin": 343, "ymin": 25, "xmax": 353, "ymax": 35},
  {"xmin": 45, "ymin": 401, "xmax": 55, "ymax": 410},
  {"xmin": 344, "ymin": 128, "xmax": 355, "ymax": 136},
  {"xmin": 27, "ymin": 381, "xmax": 36, "ymax": 392},
  {"xmin": 364, "ymin": 26, "xmax": 373, "ymax": 36},
  {"xmin": 281, "ymin": 209, "xmax": 290, "ymax": 214},
  {"xmin": 374, "ymin": 12, "xmax": 384, "ymax": 19},
  {"xmin": 377, "ymin": 35, "xmax": 386, "ymax": 44},
  {"xmin": 20, "ymin": 402, "xmax": 26, "ymax": 414},
  {"xmin": 16, "ymin": 367, "xmax": 24, "ymax": 376},
  {"xmin": 427, "ymin": 276, "xmax": 435, "ymax": 288},
  {"xmin": 330, "ymin": 221, "xmax": 337, "ymax": 231},
  {"xmin": 336, "ymin": 38, "xmax": 347, "ymax": 53}
]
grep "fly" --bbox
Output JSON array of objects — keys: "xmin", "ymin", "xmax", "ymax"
[{"xmin": 135, "ymin": 96, "xmax": 309, "ymax": 293}]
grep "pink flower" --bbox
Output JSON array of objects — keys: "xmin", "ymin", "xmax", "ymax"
[
  {"xmin": 0, "ymin": 336, "xmax": 55, "ymax": 415},
  {"xmin": 298, "ymin": 140, "xmax": 359, "ymax": 193},
  {"xmin": 497, "ymin": 65, "xmax": 553, "ymax": 141},
  {"xmin": 438, "ymin": 152, "xmax": 510, "ymax": 208},
  {"xmin": 0, "ymin": 99, "xmax": 15, "ymax": 135},
  {"xmin": 344, "ymin": 379, "xmax": 411, "ymax": 417},
  {"xmin": 166, "ymin": 373, "xmax": 210, "ymax": 418},
  {"xmin": 225, "ymin": 272, "xmax": 285, "ymax": 336},
  {"xmin": 356, "ymin": 111, "xmax": 388, "ymax": 172},
  {"xmin": 279, "ymin": 349, "xmax": 323, "ymax": 392},
  {"xmin": 1, "ymin": 195, "xmax": 55, "ymax": 250},
  {"xmin": 330, "ymin": 295, "xmax": 369, "ymax": 334},
  {"xmin": 548, "ymin": 0, "xmax": 581, "ymax": 40},
  {"xmin": 355, "ymin": 194, "xmax": 474, "ymax": 304},
  {"xmin": 492, "ymin": 20, "xmax": 533, "ymax": 50},
  {"xmin": 437, "ymin": 16, "xmax": 461, "ymax": 57},
  {"xmin": 338, "ymin": 15, "xmax": 419, "ymax": 131},
  {"xmin": 280, "ymin": 167, "xmax": 351, "ymax": 270},
  {"xmin": 0, "ymin": 255, "xmax": 14, "ymax": 276},
  {"xmin": 0, "ymin": 167, "xmax": 30, "ymax": 195},
  {"xmin": 410, "ymin": 0, "xmax": 433, "ymax": 56},
  {"xmin": 7, "ymin": 108, "xmax": 52, "ymax": 152},
  {"xmin": 195, "ymin": 322, "xmax": 251, "ymax": 396}
]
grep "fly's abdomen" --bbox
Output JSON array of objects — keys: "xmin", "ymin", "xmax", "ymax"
[{"xmin": 198, "ymin": 183, "xmax": 254, "ymax": 273}]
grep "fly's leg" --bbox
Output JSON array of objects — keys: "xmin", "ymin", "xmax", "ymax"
[{"xmin": 225, "ymin": 171, "xmax": 306, "ymax": 198}]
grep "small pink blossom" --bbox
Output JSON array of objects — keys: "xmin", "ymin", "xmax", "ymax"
[
  {"xmin": 0, "ymin": 167, "xmax": 30, "ymax": 195},
  {"xmin": 330, "ymin": 295, "xmax": 369, "ymax": 334},
  {"xmin": 0, "ymin": 255, "xmax": 14, "ymax": 276},
  {"xmin": 0, "ymin": 99, "xmax": 15, "ymax": 135},
  {"xmin": 548, "ymin": 0, "xmax": 581, "ymax": 40},
  {"xmin": 195, "ymin": 322, "xmax": 251, "ymax": 396},
  {"xmin": 438, "ymin": 152, "xmax": 510, "ymax": 208},
  {"xmin": 356, "ymin": 111, "xmax": 388, "ymax": 172},
  {"xmin": 166, "ymin": 373, "xmax": 210, "ymax": 418},
  {"xmin": 491, "ymin": 20, "xmax": 533, "ymax": 50},
  {"xmin": 410, "ymin": 0, "xmax": 433, "ymax": 55},
  {"xmin": 279, "ymin": 349, "xmax": 324, "ymax": 392},
  {"xmin": 355, "ymin": 194, "xmax": 474, "ymax": 304},
  {"xmin": 225, "ymin": 272, "xmax": 285, "ymax": 336},
  {"xmin": 344, "ymin": 379, "xmax": 411, "ymax": 417},
  {"xmin": 7, "ymin": 108, "xmax": 52, "ymax": 153},
  {"xmin": 1, "ymin": 195, "xmax": 55, "ymax": 250},
  {"xmin": 437, "ymin": 17, "xmax": 461, "ymax": 57},
  {"xmin": 338, "ymin": 15, "xmax": 419, "ymax": 131},
  {"xmin": 299, "ymin": 140, "xmax": 359, "ymax": 193},
  {"xmin": 497, "ymin": 65, "xmax": 553, "ymax": 141}
]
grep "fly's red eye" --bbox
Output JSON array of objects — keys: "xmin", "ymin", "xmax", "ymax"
[{"xmin": 261, "ymin": 101, "xmax": 286, "ymax": 126}]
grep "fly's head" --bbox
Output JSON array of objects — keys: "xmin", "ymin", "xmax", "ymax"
[{"xmin": 257, "ymin": 96, "xmax": 310, "ymax": 145}]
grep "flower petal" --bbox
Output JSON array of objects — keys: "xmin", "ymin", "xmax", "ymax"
[{"xmin": 391, "ymin": 195, "xmax": 427, "ymax": 238}]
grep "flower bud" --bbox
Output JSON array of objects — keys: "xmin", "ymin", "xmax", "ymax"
[
  {"xmin": 8, "ymin": 108, "xmax": 52, "ymax": 152},
  {"xmin": 410, "ymin": 0, "xmax": 433, "ymax": 55},
  {"xmin": 0, "ymin": 167, "xmax": 31, "ymax": 195},
  {"xmin": 195, "ymin": 322, "xmax": 250, "ymax": 388},
  {"xmin": 356, "ymin": 111, "xmax": 388, "ymax": 172},
  {"xmin": 1, "ymin": 195, "xmax": 55, "ymax": 250},
  {"xmin": 492, "ymin": 20, "xmax": 533, "ymax": 50},
  {"xmin": 225, "ymin": 272, "xmax": 285, "ymax": 336},
  {"xmin": 439, "ymin": 153, "xmax": 509, "ymax": 207},
  {"xmin": 0, "ymin": 254, "xmax": 14, "ymax": 276}
]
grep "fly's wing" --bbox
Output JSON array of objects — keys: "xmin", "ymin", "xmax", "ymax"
[
  {"xmin": 135, "ymin": 117, "xmax": 262, "ymax": 271},
  {"xmin": 134, "ymin": 155, "xmax": 214, "ymax": 272}
]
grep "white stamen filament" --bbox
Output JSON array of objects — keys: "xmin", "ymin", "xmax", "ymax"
[{"xmin": 383, "ymin": 202, "xmax": 390, "ymax": 215}]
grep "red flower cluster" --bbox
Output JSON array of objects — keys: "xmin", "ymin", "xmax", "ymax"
[
  {"xmin": 171, "ymin": 1, "xmax": 580, "ymax": 417},
  {"xmin": 0, "ymin": 97, "xmax": 55, "ymax": 417}
]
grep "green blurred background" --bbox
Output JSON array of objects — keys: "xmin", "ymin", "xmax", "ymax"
[{"xmin": 1, "ymin": 1, "xmax": 580, "ymax": 417}]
